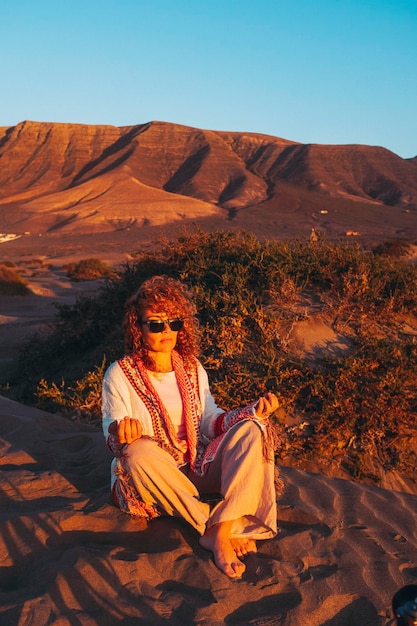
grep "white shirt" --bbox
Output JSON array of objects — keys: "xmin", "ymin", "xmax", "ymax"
[{"xmin": 147, "ymin": 370, "xmax": 186, "ymax": 440}]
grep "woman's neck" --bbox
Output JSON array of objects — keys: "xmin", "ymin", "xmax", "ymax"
[{"xmin": 148, "ymin": 352, "xmax": 173, "ymax": 373}]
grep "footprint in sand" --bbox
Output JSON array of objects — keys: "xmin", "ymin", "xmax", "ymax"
[{"xmin": 299, "ymin": 563, "xmax": 338, "ymax": 584}]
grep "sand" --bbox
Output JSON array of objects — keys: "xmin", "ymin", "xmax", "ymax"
[{"xmin": 1, "ymin": 394, "xmax": 416, "ymax": 625}]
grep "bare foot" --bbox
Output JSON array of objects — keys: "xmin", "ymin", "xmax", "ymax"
[
  {"xmin": 200, "ymin": 523, "xmax": 246, "ymax": 579},
  {"xmin": 230, "ymin": 537, "xmax": 257, "ymax": 558}
]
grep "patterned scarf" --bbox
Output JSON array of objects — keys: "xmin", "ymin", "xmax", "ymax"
[{"xmin": 118, "ymin": 350, "xmax": 201, "ymax": 469}]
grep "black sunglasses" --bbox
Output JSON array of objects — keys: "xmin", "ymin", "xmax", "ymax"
[{"xmin": 141, "ymin": 318, "xmax": 184, "ymax": 333}]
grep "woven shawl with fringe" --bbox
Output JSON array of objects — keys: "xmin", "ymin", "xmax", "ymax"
[{"xmin": 118, "ymin": 350, "xmax": 201, "ymax": 470}]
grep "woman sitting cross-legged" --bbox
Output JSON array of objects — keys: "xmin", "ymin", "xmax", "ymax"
[{"xmin": 101, "ymin": 275, "xmax": 282, "ymax": 579}]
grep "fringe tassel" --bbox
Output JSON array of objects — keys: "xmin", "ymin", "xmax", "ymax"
[{"xmin": 113, "ymin": 463, "xmax": 161, "ymax": 521}]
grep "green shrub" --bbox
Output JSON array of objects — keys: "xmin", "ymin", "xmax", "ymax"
[
  {"xmin": 373, "ymin": 239, "xmax": 412, "ymax": 258},
  {"xmin": 298, "ymin": 333, "xmax": 417, "ymax": 481},
  {"xmin": 0, "ymin": 264, "xmax": 30, "ymax": 295},
  {"xmin": 35, "ymin": 357, "xmax": 107, "ymax": 423},
  {"xmin": 64, "ymin": 258, "xmax": 114, "ymax": 281}
]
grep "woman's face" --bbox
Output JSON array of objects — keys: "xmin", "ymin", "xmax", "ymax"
[{"xmin": 140, "ymin": 308, "xmax": 182, "ymax": 355}]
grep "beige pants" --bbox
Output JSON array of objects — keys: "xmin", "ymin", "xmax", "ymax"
[{"xmin": 124, "ymin": 420, "xmax": 277, "ymax": 539}]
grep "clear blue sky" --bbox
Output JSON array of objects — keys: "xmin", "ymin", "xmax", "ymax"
[{"xmin": 1, "ymin": 0, "xmax": 416, "ymax": 158}]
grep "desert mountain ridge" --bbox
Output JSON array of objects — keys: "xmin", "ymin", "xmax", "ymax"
[{"xmin": 0, "ymin": 119, "xmax": 416, "ymax": 245}]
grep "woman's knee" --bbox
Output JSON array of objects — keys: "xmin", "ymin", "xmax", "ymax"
[
  {"xmin": 233, "ymin": 420, "xmax": 263, "ymax": 445},
  {"xmin": 221, "ymin": 420, "xmax": 263, "ymax": 459},
  {"xmin": 124, "ymin": 437, "xmax": 171, "ymax": 472}
]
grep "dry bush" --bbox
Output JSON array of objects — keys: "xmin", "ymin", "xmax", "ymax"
[
  {"xmin": 64, "ymin": 258, "xmax": 114, "ymax": 281},
  {"xmin": 6, "ymin": 229, "xmax": 417, "ymax": 486},
  {"xmin": 0, "ymin": 264, "xmax": 30, "ymax": 295}
]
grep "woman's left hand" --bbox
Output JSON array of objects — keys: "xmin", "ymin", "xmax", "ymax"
[{"xmin": 255, "ymin": 392, "xmax": 279, "ymax": 420}]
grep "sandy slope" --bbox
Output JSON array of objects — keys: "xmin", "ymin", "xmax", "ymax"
[
  {"xmin": 1, "ymin": 395, "xmax": 416, "ymax": 625},
  {"xmin": 0, "ymin": 260, "xmax": 107, "ymax": 383}
]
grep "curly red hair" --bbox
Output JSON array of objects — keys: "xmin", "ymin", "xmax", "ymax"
[{"xmin": 123, "ymin": 275, "xmax": 201, "ymax": 368}]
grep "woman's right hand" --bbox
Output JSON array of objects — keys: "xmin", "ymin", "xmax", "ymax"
[
  {"xmin": 254, "ymin": 392, "xmax": 279, "ymax": 420},
  {"xmin": 109, "ymin": 416, "xmax": 142, "ymax": 444}
]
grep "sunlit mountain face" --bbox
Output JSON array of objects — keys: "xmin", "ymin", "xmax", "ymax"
[{"xmin": 0, "ymin": 120, "xmax": 416, "ymax": 243}]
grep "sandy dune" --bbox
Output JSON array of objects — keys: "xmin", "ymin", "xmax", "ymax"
[{"xmin": 1, "ymin": 394, "xmax": 416, "ymax": 625}]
